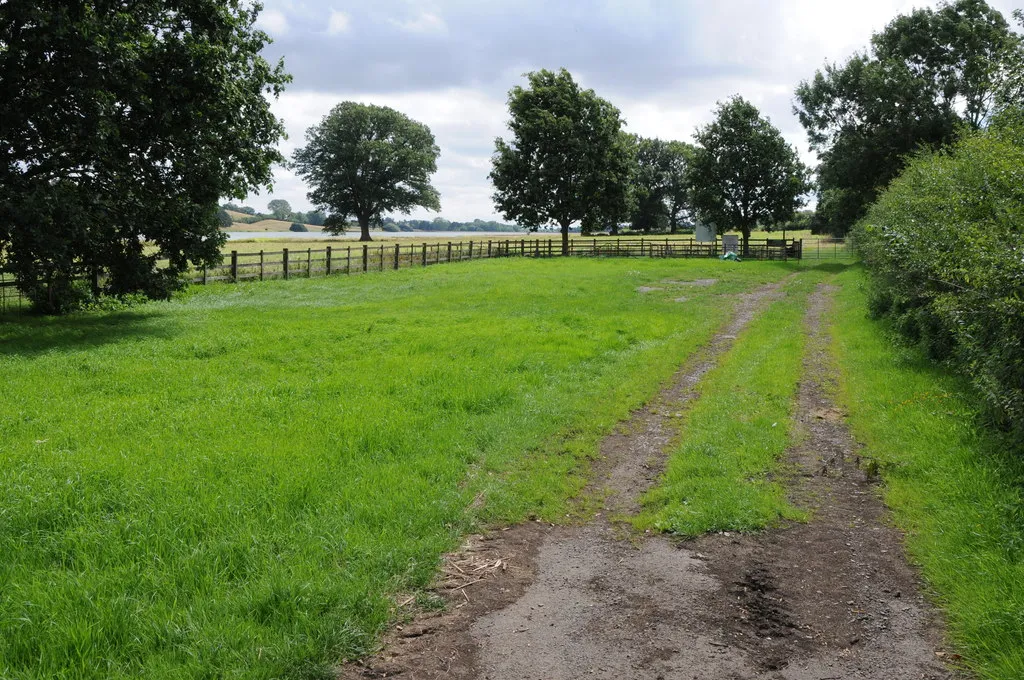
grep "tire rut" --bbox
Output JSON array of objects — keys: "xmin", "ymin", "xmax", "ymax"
[
  {"xmin": 340, "ymin": 280, "xmax": 959, "ymax": 680},
  {"xmin": 339, "ymin": 278, "xmax": 785, "ymax": 679}
]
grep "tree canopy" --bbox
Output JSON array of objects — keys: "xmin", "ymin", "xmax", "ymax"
[
  {"xmin": 267, "ymin": 199, "xmax": 292, "ymax": 221},
  {"xmin": 794, "ymin": 0, "xmax": 1023, "ymax": 234},
  {"xmin": 0, "ymin": 0, "xmax": 289, "ymax": 313},
  {"xmin": 689, "ymin": 97, "xmax": 809, "ymax": 252},
  {"xmin": 292, "ymin": 102, "xmax": 441, "ymax": 242},
  {"xmin": 490, "ymin": 68, "xmax": 631, "ymax": 254},
  {"xmin": 627, "ymin": 137, "xmax": 694, "ymax": 234}
]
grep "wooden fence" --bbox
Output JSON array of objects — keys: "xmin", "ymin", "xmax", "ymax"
[{"xmin": 1, "ymin": 237, "xmax": 851, "ymax": 314}]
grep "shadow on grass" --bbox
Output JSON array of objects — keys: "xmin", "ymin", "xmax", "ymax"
[{"xmin": 0, "ymin": 310, "xmax": 177, "ymax": 358}]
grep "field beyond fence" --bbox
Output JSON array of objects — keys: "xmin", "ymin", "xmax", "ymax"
[{"xmin": 0, "ymin": 236, "xmax": 853, "ymax": 313}]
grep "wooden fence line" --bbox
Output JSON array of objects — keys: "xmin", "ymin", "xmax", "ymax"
[{"xmin": 1, "ymin": 237, "xmax": 854, "ymax": 314}]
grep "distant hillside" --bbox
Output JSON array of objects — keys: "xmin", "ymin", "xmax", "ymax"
[{"xmin": 228, "ymin": 219, "xmax": 323, "ymax": 232}]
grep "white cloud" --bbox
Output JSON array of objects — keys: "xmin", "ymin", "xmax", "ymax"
[
  {"xmin": 327, "ymin": 10, "xmax": 350, "ymax": 35},
  {"xmin": 390, "ymin": 12, "xmax": 447, "ymax": 34},
  {"xmin": 255, "ymin": 9, "xmax": 289, "ymax": 35},
  {"xmin": 247, "ymin": 0, "xmax": 1024, "ymax": 221}
]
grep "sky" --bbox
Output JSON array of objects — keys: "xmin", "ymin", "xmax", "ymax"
[{"xmin": 245, "ymin": 0, "xmax": 1021, "ymax": 222}]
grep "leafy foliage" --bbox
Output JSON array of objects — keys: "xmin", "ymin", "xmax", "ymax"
[
  {"xmin": 689, "ymin": 97, "xmax": 809, "ymax": 252},
  {"xmin": 626, "ymin": 137, "xmax": 694, "ymax": 234},
  {"xmin": 0, "ymin": 0, "xmax": 289, "ymax": 313},
  {"xmin": 292, "ymin": 102, "xmax": 441, "ymax": 242},
  {"xmin": 490, "ymin": 68, "xmax": 631, "ymax": 253},
  {"xmin": 854, "ymin": 109, "xmax": 1024, "ymax": 434},
  {"xmin": 795, "ymin": 0, "xmax": 1023, "ymax": 234},
  {"xmin": 267, "ymin": 199, "xmax": 292, "ymax": 221}
]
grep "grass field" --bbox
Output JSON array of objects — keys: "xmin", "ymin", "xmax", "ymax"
[
  {"xmin": 637, "ymin": 272, "xmax": 824, "ymax": 534},
  {"xmin": 830, "ymin": 268, "xmax": 1024, "ymax": 680},
  {"xmin": 0, "ymin": 258, "xmax": 798, "ymax": 679}
]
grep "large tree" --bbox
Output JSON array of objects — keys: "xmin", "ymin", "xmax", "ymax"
[
  {"xmin": 689, "ymin": 97, "xmax": 809, "ymax": 254},
  {"xmin": 490, "ymin": 68, "xmax": 631, "ymax": 254},
  {"xmin": 292, "ymin": 102, "xmax": 441, "ymax": 242},
  {"xmin": 794, "ymin": 0, "xmax": 1023, "ymax": 235},
  {"xmin": 0, "ymin": 0, "xmax": 289, "ymax": 313},
  {"xmin": 626, "ymin": 137, "xmax": 694, "ymax": 234},
  {"xmin": 267, "ymin": 199, "xmax": 292, "ymax": 221},
  {"xmin": 663, "ymin": 141, "xmax": 695, "ymax": 233}
]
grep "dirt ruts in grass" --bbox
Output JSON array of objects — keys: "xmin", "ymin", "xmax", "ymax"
[
  {"xmin": 680, "ymin": 283, "xmax": 957, "ymax": 679},
  {"xmin": 339, "ymin": 279, "xmax": 783, "ymax": 679},
  {"xmin": 339, "ymin": 281, "xmax": 957, "ymax": 680}
]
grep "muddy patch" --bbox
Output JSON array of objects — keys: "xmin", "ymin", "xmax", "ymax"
[
  {"xmin": 636, "ymin": 286, "xmax": 664, "ymax": 293},
  {"xmin": 680, "ymin": 284, "xmax": 958, "ymax": 679},
  {"xmin": 340, "ymin": 280, "xmax": 784, "ymax": 679},
  {"xmin": 340, "ymin": 281, "xmax": 958, "ymax": 680}
]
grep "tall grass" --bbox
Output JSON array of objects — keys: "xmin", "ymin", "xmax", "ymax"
[
  {"xmin": 0, "ymin": 258, "xmax": 796, "ymax": 679},
  {"xmin": 637, "ymin": 272, "xmax": 823, "ymax": 534},
  {"xmin": 830, "ymin": 267, "xmax": 1024, "ymax": 680}
]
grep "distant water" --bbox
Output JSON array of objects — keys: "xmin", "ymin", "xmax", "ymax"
[{"xmin": 225, "ymin": 231, "xmax": 538, "ymax": 241}]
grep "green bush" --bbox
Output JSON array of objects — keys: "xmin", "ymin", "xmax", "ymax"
[
  {"xmin": 854, "ymin": 109, "xmax": 1024, "ymax": 433},
  {"xmin": 289, "ymin": 222, "xmax": 308, "ymax": 232}
]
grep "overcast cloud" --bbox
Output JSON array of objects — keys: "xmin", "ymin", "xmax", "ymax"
[{"xmin": 245, "ymin": 0, "xmax": 1021, "ymax": 222}]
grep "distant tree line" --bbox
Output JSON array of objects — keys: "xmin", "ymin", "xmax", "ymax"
[
  {"xmin": 381, "ymin": 217, "xmax": 523, "ymax": 233},
  {"xmin": 219, "ymin": 202, "xmax": 327, "ymax": 227}
]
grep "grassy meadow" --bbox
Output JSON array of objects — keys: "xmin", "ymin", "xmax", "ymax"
[
  {"xmin": 830, "ymin": 268, "xmax": 1024, "ymax": 680},
  {"xmin": 0, "ymin": 258, "xmax": 797, "ymax": 679},
  {"xmin": 637, "ymin": 271, "xmax": 825, "ymax": 534}
]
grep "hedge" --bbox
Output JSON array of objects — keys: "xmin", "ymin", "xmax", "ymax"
[{"xmin": 854, "ymin": 110, "xmax": 1024, "ymax": 434}]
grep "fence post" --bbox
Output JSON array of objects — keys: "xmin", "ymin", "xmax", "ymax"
[
  {"xmin": 593, "ymin": 238, "xmax": 597, "ymax": 256},
  {"xmin": 283, "ymin": 248, "xmax": 289, "ymax": 280},
  {"xmin": 488, "ymin": 240, "xmax": 492, "ymax": 258},
  {"xmin": 260, "ymin": 250, "xmax": 265, "ymax": 280},
  {"xmin": 394, "ymin": 243, "xmax": 400, "ymax": 270},
  {"xmin": 346, "ymin": 246, "xmax": 351, "ymax": 274},
  {"xmin": 422, "ymin": 243, "xmax": 427, "ymax": 266},
  {"xmin": 230, "ymin": 250, "xmax": 238, "ymax": 282},
  {"xmin": 447, "ymin": 242, "xmax": 452, "ymax": 263},
  {"xmin": 202, "ymin": 264, "xmax": 208, "ymax": 285},
  {"xmin": 326, "ymin": 246, "xmax": 332, "ymax": 275},
  {"xmin": 469, "ymin": 241, "xmax": 473, "ymax": 259},
  {"xmin": 307, "ymin": 248, "xmax": 312, "ymax": 277},
  {"xmin": 362, "ymin": 244, "xmax": 368, "ymax": 272},
  {"xmin": 379, "ymin": 245, "xmax": 384, "ymax": 271}
]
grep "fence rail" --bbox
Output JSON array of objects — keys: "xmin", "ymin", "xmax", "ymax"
[{"xmin": 1, "ymin": 237, "xmax": 853, "ymax": 315}]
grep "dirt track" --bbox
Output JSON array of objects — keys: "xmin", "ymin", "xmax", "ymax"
[{"xmin": 341, "ymin": 281, "xmax": 958, "ymax": 680}]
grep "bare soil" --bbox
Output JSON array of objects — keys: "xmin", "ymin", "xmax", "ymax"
[{"xmin": 340, "ymin": 282, "xmax": 958, "ymax": 680}]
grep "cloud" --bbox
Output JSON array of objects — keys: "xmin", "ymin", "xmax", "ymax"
[
  {"xmin": 327, "ymin": 10, "xmax": 350, "ymax": 35},
  {"xmin": 255, "ymin": 9, "xmax": 289, "ymax": 35},
  {"xmin": 390, "ymin": 11, "xmax": 447, "ymax": 34},
  {"xmin": 245, "ymin": 0, "xmax": 1023, "ymax": 221}
]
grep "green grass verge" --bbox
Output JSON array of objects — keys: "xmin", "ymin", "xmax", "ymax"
[
  {"xmin": 830, "ymin": 267, "xmax": 1024, "ymax": 680},
  {"xmin": 0, "ymin": 258, "xmax": 796, "ymax": 679},
  {"xmin": 637, "ymin": 271, "xmax": 824, "ymax": 535}
]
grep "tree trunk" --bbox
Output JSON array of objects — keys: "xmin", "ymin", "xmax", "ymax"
[
  {"xmin": 358, "ymin": 215, "xmax": 373, "ymax": 242},
  {"xmin": 742, "ymin": 226, "xmax": 751, "ymax": 257},
  {"xmin": 669, "ymin": 215, "xmax": 678, "ymax": 234},
  {"xmin": 560, "ymin": 221, "xmax": 570, "ymax": 256}
]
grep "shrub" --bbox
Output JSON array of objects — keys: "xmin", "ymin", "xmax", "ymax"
[
  {"xmin": 854, "ymin": 109, "xmax": 1024, "ymax": 433},
  {"xmin": 289, "ymin": 222, "xmax": 308, "ymax": 232}
]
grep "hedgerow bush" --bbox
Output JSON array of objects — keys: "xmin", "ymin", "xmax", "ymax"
[{"xmin": 854, "ymin": 109, "xmax": 1024, "ymax": 434}]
